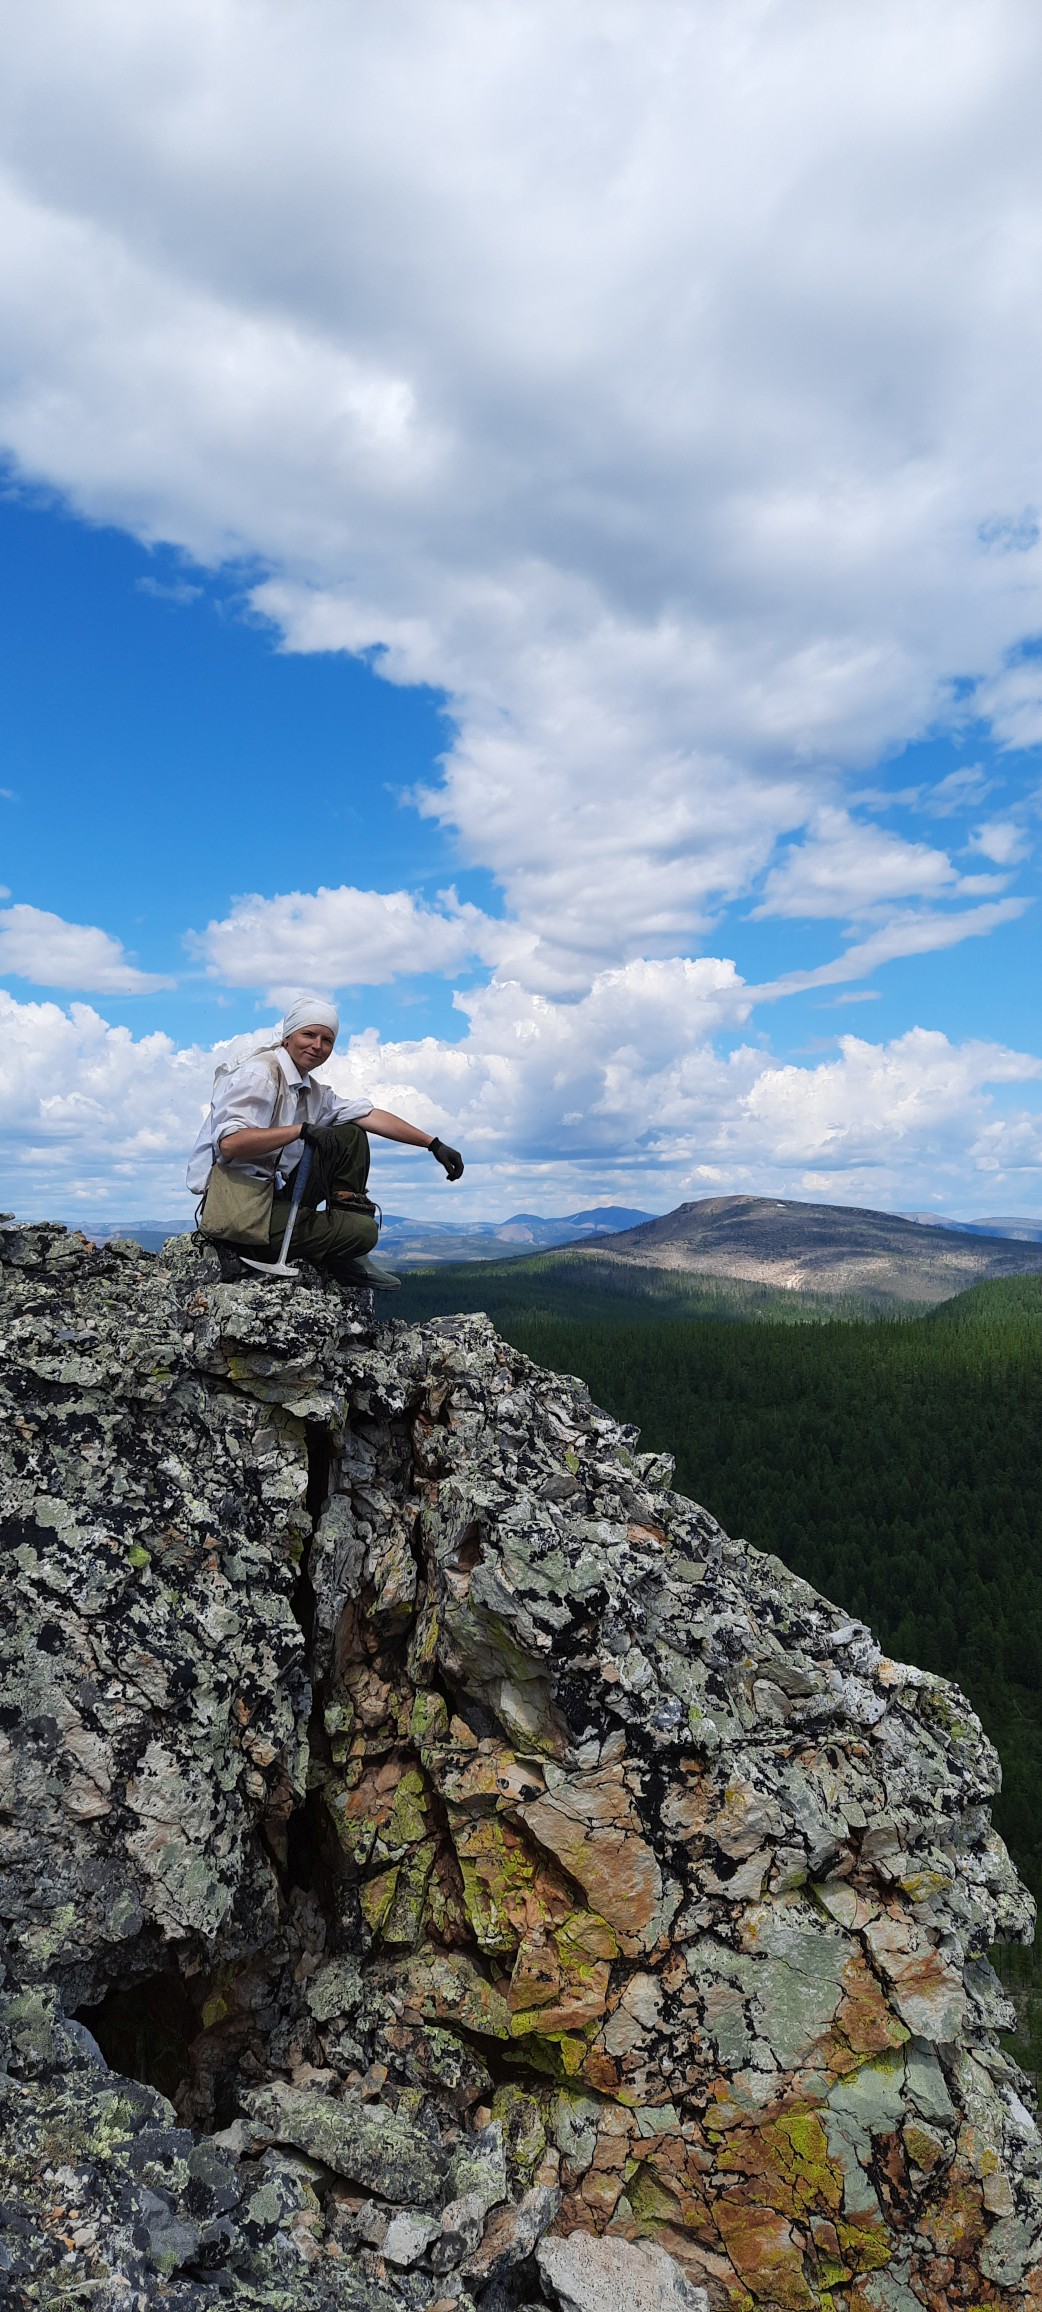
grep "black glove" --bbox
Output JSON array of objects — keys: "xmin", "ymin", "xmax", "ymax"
[
  {"xmin": 429, "ymin": 1136, "xmax": 464, "ymax": 1182},
  {"xmin": 300, "ymin": 1122, "xmax": 327, "ymax": 1149}
]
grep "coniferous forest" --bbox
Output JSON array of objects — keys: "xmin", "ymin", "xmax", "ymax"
[{"xmin": 390, "ymin": 1263, "xmax": 1042, "ymax": 2068}]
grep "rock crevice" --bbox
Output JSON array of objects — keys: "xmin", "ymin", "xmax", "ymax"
[{"xmin": 1, "ymin": 1219, "xmax": 1040, "ymax": 2311}]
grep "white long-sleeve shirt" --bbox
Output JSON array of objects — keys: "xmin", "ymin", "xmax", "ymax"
[{"xmin": 186, "ymin": 1046, "xmax": 374, "ymax": 1195}]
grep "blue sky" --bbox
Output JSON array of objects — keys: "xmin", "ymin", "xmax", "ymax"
[
  {"xmin": 1, "ymin": 2, "xmax": 1041, "ymax": 1224},
  {"xmin": 3, "ymin": 491, "xmax": 1035, "ymax": 1064},
  {"xmin": 0, "ymin": 490, "xmax": 473, "ymax": 1047}
]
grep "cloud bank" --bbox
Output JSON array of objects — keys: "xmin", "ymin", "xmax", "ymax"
[{"xmin": 4, "ymin": 984, "xmax": 1039, "ymax": 1227}]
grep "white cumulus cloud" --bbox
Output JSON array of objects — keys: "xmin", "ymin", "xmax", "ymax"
[
  {"xmin": 741, "ymin": 1028, "xmax": 1041, "ymax": 1173},
  {"xmin": 0, "ymin": 904, "xmax": 174, "ymax": 995},
  {"xmin": 967, "ymin": 819, "xmax": 1032, "ymax": 867},
  {"xmin": 190, "ymin": 884, "xmax": 503, "ymax": 997},
  {"xmin": 3, "ymin": 986, "xmax": 1040, "ymax": 1227},
  {"xmin": 753, "ymin": 807, "xmax": 966, "ymax": 920}
]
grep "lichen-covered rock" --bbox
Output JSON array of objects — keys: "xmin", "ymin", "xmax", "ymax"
[
  {"xmin": 538, "ymin": 2232, "xmax": 709, "ymax": 2312},
  {"xmin": 1, "ymin": 1217, "xmax": 1040, "ymax": 2311},
  {"xmin": 242, "ymin": 2078, "xmax": 445, "ymax": 2200}
]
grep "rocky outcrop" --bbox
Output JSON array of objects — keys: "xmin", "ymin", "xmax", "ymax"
[{"xmin": 1, "ymin": 1218, "xmax": 1040, "ymax": 2312}]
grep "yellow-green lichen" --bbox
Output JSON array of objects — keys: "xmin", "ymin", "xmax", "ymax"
[
  {"xmin": 387, "ymin": 1767, "xmax": 430, "ymax": 1848},
  {"xmin": 628, "ymin": 2162, "xmax": 682, "ymax": 2222},
  {"xmin": 504, "ymin": 2027, "xmax": 591, "ymax": 2077},
  {"xmin": 835, "ymin": 2216, "xmax": 892, "ymax": 2273},
  {"xmin": 380, "ymin": 1838, "xmax": 438, "ymax": 1947},
  {"xmin": 491, "ymin": 2083, "xmax": 547, "ymax": 2174},
  {"xmin": 410, "ymin": 1689, "xmax": 449, "ymax": 1746},
  {"xmin": 360, "ymin": 1864, "xmax": 400, "ymax": 1934}
]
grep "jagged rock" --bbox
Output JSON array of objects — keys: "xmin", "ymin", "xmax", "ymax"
[
  {"xmin": 434, "ymin": 2189, "xmax": 487, "ymax": 2269},
  {"xmin": 447, "ymin": 2120, "xmax": 509, "ymax": 2214},
  {"xmin": 462, "ymin": 2183, "xmax": 561, "ymax": 2281},
  {"xmin": 537, "ymin": 2233, "xmax": 708, "ymax": 2312},
  {"xmin": 382, "ymin": 2207, "xmax": 441, "ymax": 2265},
  {"xmin": 242, "ymin": 2080, "xmax": 445, "ymax": 2200},
  {"xmin": 1, "ymin": 1218, "xmax": 1041, "ymax": 2311}
]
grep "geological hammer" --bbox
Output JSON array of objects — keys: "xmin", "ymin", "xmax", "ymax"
[{"xmin": 240, "ymin": 1145, "xmax": 313, "ymax": 1281}]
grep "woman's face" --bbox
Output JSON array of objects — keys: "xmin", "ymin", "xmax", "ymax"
[{"xmin": 283, "ymin": 1023, "xmax": 337, "ymax": 1075}]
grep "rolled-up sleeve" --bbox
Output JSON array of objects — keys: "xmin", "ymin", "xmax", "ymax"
[
  {"xmin": 333, "ymin": 1091, "xmax": 375, "ymax": 1123},
  {"xmin": 212, "ymin": 1060, "xmax": 283, "ymax": 1145},
  {"xmin": 317, "ymin": 1085, "xmax": 374, "ymax": 1126}
]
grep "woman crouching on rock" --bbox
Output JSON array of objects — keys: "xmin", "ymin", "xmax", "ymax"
[{"xmin": 187, "ymin": 993, "xmax": 463, "ymax": 1290}]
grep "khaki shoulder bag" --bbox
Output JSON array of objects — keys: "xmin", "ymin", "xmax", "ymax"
[{"xmin": 197, "ymin": 1056, "xmax": 284, "ymax": 1247}]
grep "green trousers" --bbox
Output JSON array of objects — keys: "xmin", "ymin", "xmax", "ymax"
[{"xmin": 259, "ymin": 1122, "xmax": 379, "ymax": 1279}]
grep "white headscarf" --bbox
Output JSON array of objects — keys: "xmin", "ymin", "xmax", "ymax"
[{"xmin": 280, "ymin": 994, "xmax": 340, "ymax": 1040}]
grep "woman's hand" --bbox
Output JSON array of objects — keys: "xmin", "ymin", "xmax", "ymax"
[{"xmin": 429, "ymin": 1136, "xmax": 465, "ymax": 1181}]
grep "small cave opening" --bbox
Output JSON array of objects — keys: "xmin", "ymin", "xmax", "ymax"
[
  {"xmin": 304, "ymin": 1419, "xmax": 333, "ymax": 1527},
  {"xmin": 284, "ymin": 1780, "xmax": 342, "ymax": 1925},
  {"xmin": 75, "ymin": 1970, "xmax": 202, "ymax": 2105},
  {"xmin": 452, "ymin": 1521, "xmax": 485, "ymax": 1574}
]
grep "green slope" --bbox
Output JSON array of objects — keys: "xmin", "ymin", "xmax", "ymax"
[
  {"xmin": 390, "ymin": 1247, "xmax": 897, "ymax": 1328},
  {"xmin": 927, "ymin": 1270, "xmax": 1042, "ymax": 1333}
]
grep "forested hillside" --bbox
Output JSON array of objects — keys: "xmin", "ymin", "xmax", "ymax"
[
  {"xmin": 559, "ymin": 1192, "xmax": 1042, "ymax": 1304},
  {"xmin": 391, "ymin": 1265, "xmax": 1042, "ymax": 2067},
  {"xmin": 392, "ymin": 1248, "xmax": 882, "ymax": 1326}
]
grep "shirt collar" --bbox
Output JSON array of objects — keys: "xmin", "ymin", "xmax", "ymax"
[{"xmin": 275, "ymin": 1046, "xmax": 307, "ymax": 1090}]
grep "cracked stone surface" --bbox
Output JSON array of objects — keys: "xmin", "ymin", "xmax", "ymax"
[{"xmin": 1, "ymin": 1219, "xmax": 1041, "ymax": 2309}]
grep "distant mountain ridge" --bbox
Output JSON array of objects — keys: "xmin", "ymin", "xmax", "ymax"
[
  {"xmin": 55, "ymin": 1196, "xmax": 1042, "ymax": 1289},
  {"xmin": 560, "ymin": 1192, "xmax": 1042, "ymax": 1306},
  {"xmin": 904, "ymin": 1210, "xmax": 1042, "ymax": 1243},
  {"xmin": 378, "ymin": 1204, "xmax": 655, "ymax": 1264},
  {"xmin": 74, "ymin": 1204, "xmax": 656, "ymax": 1265}
]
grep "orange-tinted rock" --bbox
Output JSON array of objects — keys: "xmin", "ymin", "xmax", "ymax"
[
  {"xmin": 862, "ymin": 1913, "xmax": 967, "ymax": 2044},
  {"xmin": 920, "ymin": 2167, "xmax": 987, "ymax": 2260},
  {"xmin": 712, "ymin": 2197, "xmax": 816, "ymax": 2310},
  {"xmin": 520, "ymin": 1763, "xmax": 675, "ymax": 1957},
  {"xmin": 831, "ymin": 1947, "xmax": 909, "ymax": 2061},
  {"xmin": 580, "ymin": 2166, "xmax": 627, "ymax": 2221}
]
